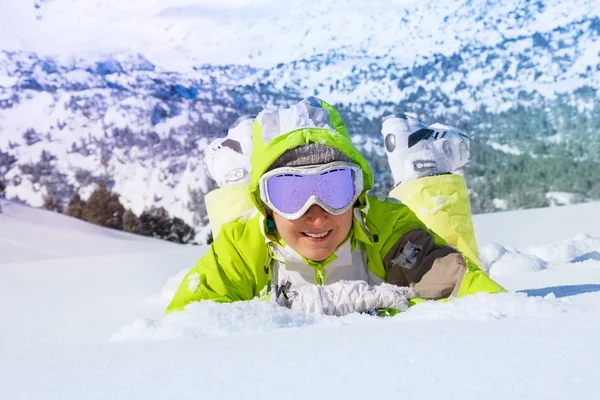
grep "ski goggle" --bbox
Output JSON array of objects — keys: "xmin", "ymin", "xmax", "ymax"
[{"xmin": 259, "ymin": 161, "xmax": 363, "ymax": 220}]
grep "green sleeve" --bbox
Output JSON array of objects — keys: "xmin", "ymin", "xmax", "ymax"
[{"xmin": 166, "ymin": 215, "xmax": 269, "ymax": 313}]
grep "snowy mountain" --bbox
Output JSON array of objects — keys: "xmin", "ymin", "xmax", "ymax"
[
  {"xmin": 1, "ymin": 0, "xmax": 600, "ymax": 237},
  {"xmin": 1, "ymin": 198, "xmax": 600, "ymax": 399}
]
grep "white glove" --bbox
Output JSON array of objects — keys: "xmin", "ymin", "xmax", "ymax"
[
  {"xmin": 203, "ymin": 115, "xmax": 254, "ymax": 187},
  {"xmin": 381, "ymin": 114, "xmax": 470, "ymax": 186},
  {"xmin": 274, "ymin": 280, "xmax": 418, "ymax": 316}
]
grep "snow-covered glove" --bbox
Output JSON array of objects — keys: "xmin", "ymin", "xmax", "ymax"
[
  {"xmin": 203, "ymin": 115, "xmax": 254, "ymax": 187},
  {"xmin": 274, "ymin": 280, "xmax": 418, "ymax": 316},
  {"xmin": 381, "ymin": 114, "xmax": 470, "ymax": 186}
]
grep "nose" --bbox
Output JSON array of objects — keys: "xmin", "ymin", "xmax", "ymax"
[{"xmin": 303, "ymin": 204, "xmax": 328, "ymax": 228}]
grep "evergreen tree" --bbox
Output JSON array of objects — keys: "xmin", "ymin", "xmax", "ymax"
[
  {"xmin": 138, "ymin": 206, "xmax": 196, "ymax": 244},
  {"xmin": 42, "ymin": 193, "xmax": 63, "ymax": 213},
  {"xmin": 66, "ymin": 193, "xmax": 85, "ymax": 220},
  {"xmin": 168, "ymin": 217, "xmax": 196, "ymax": 244},
  {"xmin": 0, "ymin": 177, "xmax": 5, "ymax": 213},
  {"xmin": 83, "ymin": 180, "xmax": 125, "ymax": 229},
  {"xmin": 22, "ymin": 128, "xmax": 41, "ymax": 146},
  {"xmin": 122, "ymin": 209, "xmax": 142, "ymax": 234},
  {"xmin": 139, "ymin": 206, "xmax": 172, "ymax": 239}
]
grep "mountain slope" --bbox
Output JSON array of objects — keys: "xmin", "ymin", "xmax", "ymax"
[
  {"xmin": 3, "ymin": 0, "xmax": 599, "ymax": 69},
  {"xmin": 1, "ymin": 0, "xmax": 599, "ymax": 235}
]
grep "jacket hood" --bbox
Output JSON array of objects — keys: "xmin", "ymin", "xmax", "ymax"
[{"xmin": 249, "ymin": 97, "xmax": 374, "ymax": 215}]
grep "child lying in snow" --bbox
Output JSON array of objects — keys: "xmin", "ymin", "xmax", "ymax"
[{"xmin": 167, "ymin": 97, "xmax": 504, "ymax": 316}]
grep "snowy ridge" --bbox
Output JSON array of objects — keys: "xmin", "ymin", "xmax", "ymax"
[
  {"xmin": 483, "ymin": 233, "xmax": 600, "ymax": 275},
  {"xmin": 111, "ymin": 292, "xmax": 583, "ymax": 342},
  {"xmin": 3, "ymin": 0, "xmax": 599, "ymax": 70},
  {"xmin": 0, "ymin": 199, "xmax": 173, "ymax": 264}
]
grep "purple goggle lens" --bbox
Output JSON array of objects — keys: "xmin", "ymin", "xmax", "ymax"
[{"xmin": 266, "ymin": 168, "xmax": 356, "ymax": 215}]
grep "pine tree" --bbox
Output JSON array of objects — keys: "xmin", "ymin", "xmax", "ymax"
[
  {"xmin": 139, "ymin": 206, "xmax": 172, "ymax": 239},
  {"xmin": 83, "ymin": 180, "xmax": 125, "ymax": 229},
  {"xmin": 22, "ymin": 128, "xmax": 41, "ymax": 146},
  {"xmin": 168, "ymin": 217, "xmax": 196, "ymax": 244},
  {"xmin": 66, "ymin": 193, "xmax": 85, "ymax": 219},
  {"xmin": 137, "ymin": 207, "xmax": 195, "ymax": 244},
  {"xmin": 0, "ymin": 177, "xmax": 5, "ymax": 214},
  {"xmin": 42, "ymin": 194, "xmax": 63, "ymax": 213},
  {"xmin": 122, "ymin": 209, "xmax": 142, "ymax": 234}
]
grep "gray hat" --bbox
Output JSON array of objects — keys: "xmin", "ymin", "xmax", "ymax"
[{"xmin": 268, "ymin": 143, "xmax": 351, "ymax": 171}]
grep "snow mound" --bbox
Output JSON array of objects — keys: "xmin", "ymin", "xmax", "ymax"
[
  {"xmin": 111, "ymin": 291, "xmax": 582, "ymax": 342},
  {"xmin": 157, "ymin": 268, "xmax": 191, "ymax": 304},
  {"xmin": 489, "ymin": 253, "xmax": 547, "ymax": 277},
  {"xmin": 484, "ymin": 233, "xmax": 600, "ymax": 277},
  {"xmin": 111, "ymin": 299, "xmax": 340, "ymax": 341},
  {"xmin": 401, "ymin": 292, "xmax": 582, "ymax": 322},
  {"xmin": 526, "ymin": 234, "xmax": 600, "ymax": 264},
  {"xmin": 479, "ymin": 242, "xmax": 512, "ymax": 271}
]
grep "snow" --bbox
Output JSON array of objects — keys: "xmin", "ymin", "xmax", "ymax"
[
  {"xmin": 1, "ymin": 198, "xmax": 600, "ymax": 399},
  {"xmin": 1, "ymin": 0, "xmax": 599, "ymax": 70},
  {"xmin": 546, "ymin": 191, "xmax": 577, "ymax": 206},
  {"xmin": 473, "ymin": 201, "xmax": 600, "ymax": 247},
  {"xmin": 0, "ymin": 73, "xmax": 17, "ymax": 87},
  {"xmin": 488, "ymin": 141, "xmax": 523, "ymax": 156},
  {"xmin": 492, "ymin": 197, "xmax": 508, "ymax": 211},
  {"xmin": 0, "ymin": 200, "xmax": 173, "ymax": 264},
  {"xmin": 488, "ymin": 252, "xmax": 547, "ymax": 277}
]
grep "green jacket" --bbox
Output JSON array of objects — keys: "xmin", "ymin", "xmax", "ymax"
[{"xmin": 167, "ymin": 98, "xmax": 504, "ymax": 313}]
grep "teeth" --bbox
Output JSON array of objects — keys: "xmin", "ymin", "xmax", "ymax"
[{"xmin": 305, "ymin": 231, "xmax": 329, "ymax": 238}]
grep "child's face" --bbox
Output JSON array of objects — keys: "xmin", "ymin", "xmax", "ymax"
[{"xmin": 272, "ymin": 205, "xmax": 354, "ymax": 262}]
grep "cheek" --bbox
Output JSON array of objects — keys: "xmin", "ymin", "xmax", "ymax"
[
  {"xmin": 331, "ymin": 211, "xmax": 354, "ymax": 239},
  {"xmin": 272, "ymin": 214, "xmax": 297, "ymax": 238},
  {"xmin": 338, "ymin": 210, "xmax": 354, "ymax": 229}
]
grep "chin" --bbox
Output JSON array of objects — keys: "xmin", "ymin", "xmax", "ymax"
[{"xmin": 302, "ymin": 248, "xmax": 335, "ymax": 262}]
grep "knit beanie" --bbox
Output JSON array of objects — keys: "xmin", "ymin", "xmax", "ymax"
[{"xmin": 268, "ymin": 143, "xmax": 351, "ymax": 171}]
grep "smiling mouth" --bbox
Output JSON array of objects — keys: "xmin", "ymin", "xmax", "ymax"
[{"xmin": 302, "ymin": 230, "xmax": 331, "ymax": 239}]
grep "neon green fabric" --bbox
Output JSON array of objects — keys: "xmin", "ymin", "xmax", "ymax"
[
  {"xmin": 389, "ymin": 174, "xmax": 505, "ymax": 295},
  {"xmin": 166, "ymin": 98, "xmax": 503, "ymax": 313},
  {"xmin": 166, "ymin": 211, "xmax": 270, "ymax": 312},
  {"xmin": 389, "ymin": 174, "xmax": 482, "ymax": 267},
  {"xmin": 205, "ymin": 183, "xmax": 253, "ymax": 239}
]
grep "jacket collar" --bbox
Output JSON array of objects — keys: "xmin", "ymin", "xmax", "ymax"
[{"xmin": 352, "ymin": 207, "xmax": 377, "ymax": 246}]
